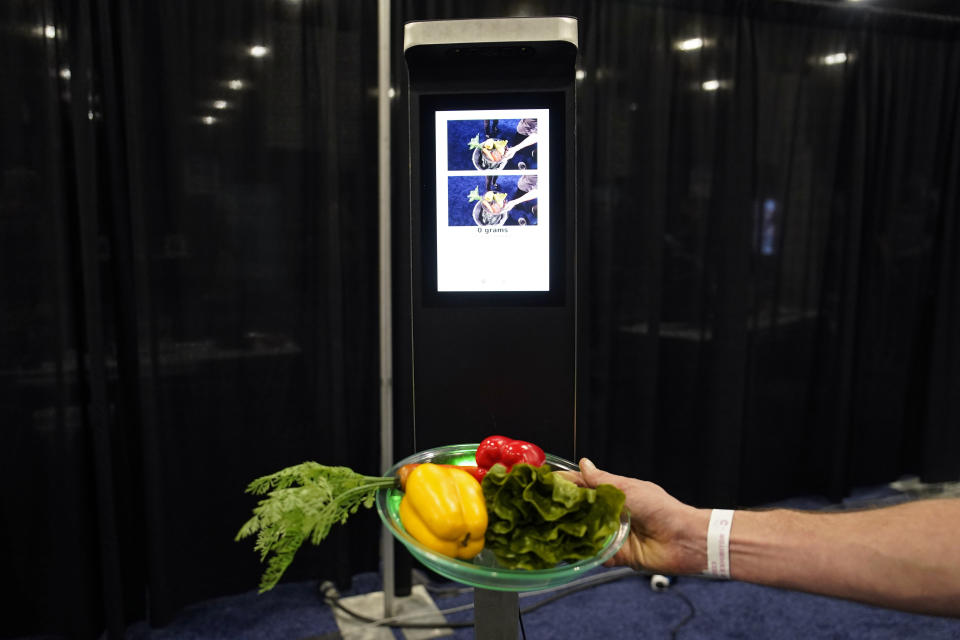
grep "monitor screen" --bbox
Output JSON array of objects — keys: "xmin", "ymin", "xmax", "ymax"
[
  {"xmin": 419, "ymin": 92, "xmax": 565, "ymax": 303},
  {"xmin": 434, "ymin": 108, "xmax": 549, "ymax": 292}
]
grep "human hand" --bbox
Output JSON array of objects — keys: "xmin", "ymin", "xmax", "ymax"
[{"xmin": 564, "ymin": 458, "xmax": 709, "ymax": 575}]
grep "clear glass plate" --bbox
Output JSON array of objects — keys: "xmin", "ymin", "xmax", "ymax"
[{"xmin": 377, "ymin": 443, "xmax": 630, "ymax": 592}]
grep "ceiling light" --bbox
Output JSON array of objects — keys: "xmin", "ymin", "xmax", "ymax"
[
  {"xmin": 701, "ymin": 79, "xmax": 720, "ymax": 91},
  {"xmin": 822, "ymin": 52, "xmax": 848, "ymax": 65},
  {"xmin": 248, "ymin": 45, "xmax": 269, "ymax": 58},
  {"xmin": 676, "ymin": 38, "xmax": 704, "ymax": 51},
  {"xmin": 575, "ymin": 69, "xmax": 586, "ymax": 81},
  {"xmin": 213, "ymin": 100, "xmax": 228, "ymax": 109},
  {"xmin": 202, "ymin": 116, "xmax": 216, "ymax": 125},
  {"xmin": 59, "ymin": 68, "xmax": 71, "ymax": 80},
  {"xmin": 227, "ymin": 79, "xmax": 245, "ymax": 90},
  {"xmin": 44, "ymin": 25, "xmax": 56, "ymax": 39}
]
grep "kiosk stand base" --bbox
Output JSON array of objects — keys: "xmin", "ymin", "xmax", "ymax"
[
  {"xmin": 333, "ymin": 585, "xmax": 518, "ymax": 639},
  {"xmin": 332, "ymin": 586, "xmax": 451, "ymax": 639},
  {"xmin": 473, "ymin": 588, "xmax": 520, "ymax": 639}
]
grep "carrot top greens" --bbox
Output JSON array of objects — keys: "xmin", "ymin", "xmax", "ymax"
[{"xmin": 236, "ymin": 462, "xmax": 396, "ymax": 592}]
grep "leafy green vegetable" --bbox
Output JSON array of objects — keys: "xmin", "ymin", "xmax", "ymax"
[
  {"xmin": 481, "ymin": 463, "xmax": 625, "ymax": 570},
  {"xmin": 468, "ymin": 133, "xmax": 508, "ymax": 153},
  {"xmin": 467, "ymin": 186, "xmax": 482, "ymax": 203},
  {"xmin": 236, "ymin": 462, "xmax": 397, "ymax": 592}
]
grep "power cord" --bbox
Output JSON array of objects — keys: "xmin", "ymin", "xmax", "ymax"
[
  {"xmin": 667, "ymin": 589, "xmax": 696, "ymax": 639},
  {"xmin": 649, "ymin": 574, "xmax": 697, "ymax": 639},
  {"xmin": 319, "ymin": 567, "xmax": 639, "ymax": 630}
]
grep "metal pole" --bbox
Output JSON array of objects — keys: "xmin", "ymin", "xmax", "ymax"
[
  {"xmin": 377, "ymin": 0, "xmax": 395, "ymax": 619},
  {"xmin": 474, "ymin": 589, "xmax": 520, "ymax": 639}
]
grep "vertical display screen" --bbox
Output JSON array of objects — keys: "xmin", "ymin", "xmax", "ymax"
[
  {"xmin": 435, "ymin": 109, "xmax": 550, "ymax": 292},
  {"xmin": 419, "ymin": 93, "xmax": 565, "ymax": 304}
]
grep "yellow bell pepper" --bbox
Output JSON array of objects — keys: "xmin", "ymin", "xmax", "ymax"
[{"xmin": 399, "ymin": 463, "xmax": 487, "ymax": 559}]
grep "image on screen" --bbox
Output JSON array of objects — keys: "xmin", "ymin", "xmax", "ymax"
[
  {"xmin": 447, "ymin": 174, "xmax": 539, "ymax": 227},
  {"xmin": 434, "ymin": 108, "xmax": 549, "ymax": 292}
]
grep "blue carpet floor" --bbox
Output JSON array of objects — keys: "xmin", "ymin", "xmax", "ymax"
[
  {"xmin": 118, "ymin": 483, "xmax": 960, "ymax": 639},
  {"xmin": 120, "ymin": 567, "xmax": 960, "ymax": 639}
]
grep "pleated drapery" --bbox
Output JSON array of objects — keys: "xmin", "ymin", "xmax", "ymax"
[{"xmin": 1, "ymin": 0, "xmax": 959, "ymax": 637}]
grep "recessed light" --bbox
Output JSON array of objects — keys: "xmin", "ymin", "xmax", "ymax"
[{"xmin": 676, "ymin": 38, "xmax": 704, "ymax": 51}]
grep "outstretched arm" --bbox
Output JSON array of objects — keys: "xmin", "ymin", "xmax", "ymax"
[
  {"xmin": 730, "ymin": 498, "xmax": 960, "ymax": 617},
  {"xmin": 503, "ymin": 189, "xmax": 538, "ymax": 212},
  {"xmin": 502, "ymin": 134, "xmax": 538, "ymax": 161},
  {"xmin": 571, "ymin": 458, "xmax": 960, "ymax": 618}
]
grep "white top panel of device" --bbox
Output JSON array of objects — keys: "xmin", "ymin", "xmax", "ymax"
[{"xmin": 404, "ymin": 17, "xmax": 578, "ymax": 52}]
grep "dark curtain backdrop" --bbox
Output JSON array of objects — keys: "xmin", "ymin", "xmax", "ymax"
[
  {"xmin": 393, "ymin": 0, "xmax": 960, "ymax": 504},
  {"xmin": 2, "ymin": 0, "xmax": 381, "ymax": 638},
  {"xmin": 571, "ymin": 0, "xmax": 960, "ymax": 506},
  {"xmin": 2, "ymin": 0, "xmax": 959, "ymax": 638}
]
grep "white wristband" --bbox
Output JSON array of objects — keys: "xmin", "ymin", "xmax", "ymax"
[{"xmin": 705, "ymin": 508, "xmax": 734, "ymax": 579}]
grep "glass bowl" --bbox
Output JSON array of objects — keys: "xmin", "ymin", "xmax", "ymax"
[{"xmin": 377, "ymin": 443, "xmax": 630, "ymax": 592}]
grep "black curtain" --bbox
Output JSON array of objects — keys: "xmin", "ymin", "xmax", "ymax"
[
  {"xmin": 1, "ymin": 2, "xmax": 111, "ymax": 637},
  {"xmin": 2, "ymin": 0, "xmax": 960, "ymax": 638},
  {"xmin": 395, "ymin": 0, "xmax": 960, "ymax": 504},
  {"xmin": 2, "ymin": 0, "xmax": 381, "ymax": 637},
  {"xmin": 568, "ymin": 0, "xmax": 960, "ymax": 507}
]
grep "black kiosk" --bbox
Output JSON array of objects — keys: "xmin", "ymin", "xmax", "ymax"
[
  {"xmin": 401, "ymin": 17, "xmax": 580, "ymax": 638},
  {"xmin": 403, "ymin": 17, "xmax": 579, "ymax": 460}
]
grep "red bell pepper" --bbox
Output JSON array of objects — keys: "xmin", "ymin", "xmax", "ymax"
[
  {"xmin": 475, "ymin": 435, "xmax": 512, "ymax": 469},
  {"xmin": 475, "ymin": 435, "xmax": 546, "ymax": 472}
]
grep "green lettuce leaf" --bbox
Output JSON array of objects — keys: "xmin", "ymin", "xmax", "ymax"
[{"xmin": 481, "ymin": 463, "xmax": 626, "ymax": 570}]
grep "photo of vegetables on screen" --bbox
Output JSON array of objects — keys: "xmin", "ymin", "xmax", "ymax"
[
  {"xmin": 433, "ymin": 107, "xmax": 550, "ymax": 293},
  {"xmin": 445, "ymin": 118, "xmax": 539, "ymax": 172},
  {"xmin": 447, "ymin": 175, "xmax": 539, "ymax": 227}
]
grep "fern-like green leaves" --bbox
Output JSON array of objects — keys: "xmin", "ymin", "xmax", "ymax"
[{"xmin": 235, "ymin": 462, "xmax": 398, "ymax": 592}]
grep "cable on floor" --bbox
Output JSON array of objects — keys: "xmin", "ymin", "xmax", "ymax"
[
  {"xmin": 319, "ymin": 567, "xmax": 640, "ymax": 630},
  {"xmin": 646, "ymin": 574, "xmax": 698, "ymax": 638},
  {"xmin": 660, "ymin": 583, "xmax": 696, "ymax": 639},
  {"xmin": 320, "ymin": 581, "xmax": 473, "ymax": 629}
]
